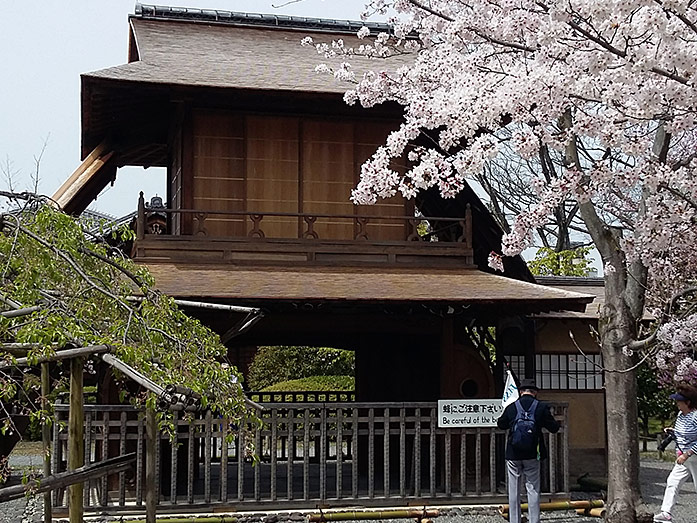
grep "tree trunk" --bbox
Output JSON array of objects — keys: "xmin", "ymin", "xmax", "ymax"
[{"xmin": 601, "ymin": 274, "xmax": 651, "ymax": 523}]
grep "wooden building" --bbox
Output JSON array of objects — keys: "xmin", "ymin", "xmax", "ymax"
[
  {"xmin": 50, "ymin": 4, "xmax": 600, "ymax": 514},
  {"xmin": 515, "ymin": 276, "xmax": 607, "ymax": 478}
]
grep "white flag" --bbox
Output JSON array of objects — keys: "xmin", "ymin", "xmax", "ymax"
[{"xmin": 501, "ymin": 369, "xmax": 519, "ymax": 408}]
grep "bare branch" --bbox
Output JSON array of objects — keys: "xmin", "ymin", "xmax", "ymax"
[
  {"xmin": 30, "ymin": 135, "xmax": 49, "ymax": 195},
  {"xmin": 626, "ymin": 286, "xmax": 697, "ymax": 351}
]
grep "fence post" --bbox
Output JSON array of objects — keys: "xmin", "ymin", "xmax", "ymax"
[
  {"xmin": 146, "ymin": 404, "xmax": 157, "ymax": 523},
  {"xmin": 41, "ymin": 362, "xmax": 52, "ymax": 523},
  {"xmin": 68, "ymin": 357, "xmax": 84, "ymax": 523}
]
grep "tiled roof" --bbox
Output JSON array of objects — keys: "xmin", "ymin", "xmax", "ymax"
[
  {"xmin": 143, "ymin": 263, "xmax": 594, "ymax": 313},
  {"xmin": 534, "ymin": 275, "xmax": 605, "ymax": 318},
  {"xmin": 83, "ymin": 10, "xmax": 412, "ymax": 94}
]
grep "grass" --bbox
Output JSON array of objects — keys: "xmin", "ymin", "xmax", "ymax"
[
  {"xmin": 9, "ymin": 441, "xmax": 43, "ymax": 456},
  {"xmin": 647, "ymin": 418, "xmax": 670, "ymax": 434},
  {"xmin": 640, "ymin": 450, "xmax": 677, "ymax": 463}
]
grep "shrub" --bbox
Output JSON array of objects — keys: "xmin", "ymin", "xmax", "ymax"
[
  {"xmin": 261, "ymin": 375, "xmax": 354, "ymax": 392},
  {"xmin": 247, "ymin": 346, "xmax": 354, "ymax": 390}
]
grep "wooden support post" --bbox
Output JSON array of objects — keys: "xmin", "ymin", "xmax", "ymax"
[
  {"xmin": 68, "ymin": 357, "xmax": 84, "ymax": 523},
  {"xmin": 41, "ymin": 362, "xmax": 52, "ymax": 523},
  {"xmin": 465, "ymin": 203, "xmax": 473, "ymax": 249},
  {"xmin": 145, "ymin": 404, "xmax": 157, "ymax": 523},
  {"xmin": 137, "ymin": 191, "xmax": 146, "ymax": 240}
]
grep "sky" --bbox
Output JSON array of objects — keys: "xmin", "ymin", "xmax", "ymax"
[{"xmin": 0, "ymin": 0, "xmax": 372, "ymax": 218}]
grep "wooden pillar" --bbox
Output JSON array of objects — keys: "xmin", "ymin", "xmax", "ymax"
[
  {"xmin": 524, "ymin": 318, "xmax": 536, "ymax": 380},
  {"xmin": 439, "ymin": 316, "xmax": 456, "ymax": 398},
  {"xmin": 68, "ymin": 357, "xmax": 84, "ymax": 523},
  {"xmin": 137, "ymin": 192, "xmax": 146, "ymax": 240},
  {"xmin": 41, "ymin": 362, "xmax": 52, "ymax": 523},
  {"xmin": 145, "ymin": 405, "xmax": 157, "ymax": 523}
]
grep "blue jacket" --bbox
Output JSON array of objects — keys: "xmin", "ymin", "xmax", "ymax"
[{"xmin": 496, "ymin": 394, "xmax": 560, "ymax": 460}]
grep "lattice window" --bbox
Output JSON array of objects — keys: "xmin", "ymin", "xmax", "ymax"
[{"xmin": 507, "ymin": 354, "xmax": 603, "ymax": 391}]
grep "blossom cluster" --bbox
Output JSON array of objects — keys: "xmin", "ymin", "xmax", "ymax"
[{"xmin": 307, "ymin": 0, "xmax": 697, "ymax": 378}]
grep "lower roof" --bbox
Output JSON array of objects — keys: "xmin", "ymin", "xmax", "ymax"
[{"xmin": 144, "ymin": 263, "xmax": 593, "ymax": 313}]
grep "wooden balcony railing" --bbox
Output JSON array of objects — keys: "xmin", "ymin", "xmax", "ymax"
[
  {"xmin": 137, "ymin": 206, "xmax": 471, "ymax": 247},
  {"xmin": 133, "ymin": 194, "xmax": 475, "ymax": 267}
]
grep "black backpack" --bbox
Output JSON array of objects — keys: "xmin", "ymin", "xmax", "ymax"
[{"xmin": 511, "ymin": 399, "xmax": 539, "ymax": 453}]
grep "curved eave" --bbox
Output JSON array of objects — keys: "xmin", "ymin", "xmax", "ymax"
[{"xmin": 142, "ymin": 263, "xmax": 595, "ymax": 314}]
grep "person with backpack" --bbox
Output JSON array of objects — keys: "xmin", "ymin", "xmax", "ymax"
[{"xmin": 497, "ymin": 378, "xmax": 560, "ymax": 523}]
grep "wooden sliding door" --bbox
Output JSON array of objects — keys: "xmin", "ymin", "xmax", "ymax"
[
  {"xmin": 187, "ymin": 109, "xmax": 407, "ymax": 240},
  {"xmin": 246, "ymin": 116, "xmax": 299, "ymax": 238},
  {"xmin": 301, "ymin": 120, "xmax": 355, "ymax": 240},
  {"xmin": 192, "ymin": 111, "xmax": 246, "ymax": 236},
  {"xmin": 354, "ymin": 121, "xmax": 408, "ymax": 241}
]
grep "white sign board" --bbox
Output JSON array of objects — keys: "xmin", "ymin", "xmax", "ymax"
[{"xmin": 437, "ymin": 399, "xmax": 504, "ymax": 428}]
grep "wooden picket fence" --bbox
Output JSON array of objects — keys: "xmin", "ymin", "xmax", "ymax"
[{"xmin": 51, "ymin": 401, "xmax": 568, "ymax": 514}]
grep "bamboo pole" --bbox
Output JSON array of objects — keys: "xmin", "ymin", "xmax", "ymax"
[
  {"xmin": 576, "ymin": 507, "xmax": 607, "ymax": 517},
  {"xmin": 127, "ymin": 517, "xmax": 238, "ymax": 523},
  {"xmin": 68, "ymin": 356, "xmax": 85, "ymax": 523},
  {"xmin": 499, "ymin": 499, "xmax": 604, "ymax": 515},
  {"xmin": 0, "ymin": 293, "xmax": 22, "ymax": 310},
  {"xmin": 3, "ymin": 344, "xmax": 109, "ymax": 368},
  {"xmin": 41, "ymin": 362, "xmax": 52, "ymax": 523},
  {"xmin": 101, "ymin": 353, "xmax": 165, "ymax": 396},
  {"xmin": 1, "ymin": 305, "xmax": 42, "ymax": 318},
  {"xmin": 308, "ymin": 509, "xmax": 439, "ymax": 521},
  {"xmin": 146, "ymin": 404, "xmax": 157, "ymax": 523},
  {"xmin": 127, "ymin": 296, "xmax": 261, "ymax": 314},
  {"xmin": 101, "ymin": 354, "xmax": 263, "ymax": 411}
]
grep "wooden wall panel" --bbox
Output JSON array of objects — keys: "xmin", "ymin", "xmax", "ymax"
[
  {"xmin": 302, "ymin": 120, "xmax": 355, "ymax": 239},
  {"xmin": 354, "ymin": 121, "xmax": 408, "ymax": 241},
  {"xmin": 246, "ymin": 116, "xmax": 299, "ymax": 238},
  {"xmin": 187, "ymin": 111, "xmax": 406, "ymax": 242},
  {"xmin": 192, "ymin": 111, "xmax": 245, "ymax": 237}
]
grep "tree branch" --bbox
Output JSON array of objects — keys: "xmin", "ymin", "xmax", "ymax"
[{"xmin": 6, "ymin": 219, "xmax": 134, "ymax": 315}]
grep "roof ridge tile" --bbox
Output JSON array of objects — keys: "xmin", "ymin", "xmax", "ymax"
[{"xmin": 133, "ymin": 3, "xmax": 394, "ymax": 34}]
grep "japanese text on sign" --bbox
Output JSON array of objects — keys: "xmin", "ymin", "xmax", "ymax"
[{"xmin": 437, "ymin": 399, "xmax": 504, "ymax": 428}]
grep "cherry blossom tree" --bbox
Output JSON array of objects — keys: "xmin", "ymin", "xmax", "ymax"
[{"xmin": 306, "ymin": 1, "xmax": 697, "ymax": 521}]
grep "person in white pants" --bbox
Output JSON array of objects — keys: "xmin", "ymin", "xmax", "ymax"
[{"xmin": 655, "ymin": 384, "xmax": 697, "ymax": 522}]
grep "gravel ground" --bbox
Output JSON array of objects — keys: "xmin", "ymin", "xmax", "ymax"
[
  {"xmin": 3, "ymin": 447, "xmax": 697, "ymax": 523},
  {"xmin": 1, "ymin": 444, "xmax": 44, "ymax": 523}
]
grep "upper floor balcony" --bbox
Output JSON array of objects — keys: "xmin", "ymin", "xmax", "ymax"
[{"xmin": 133, "ymin": 194, "xmax": 474, "ymax": 268}]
